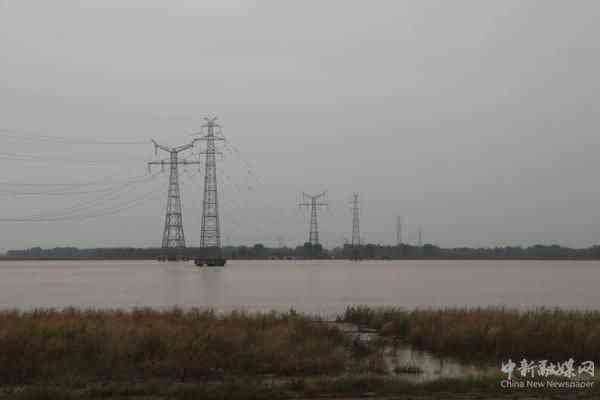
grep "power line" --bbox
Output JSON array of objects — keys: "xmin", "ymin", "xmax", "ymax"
[
  {"xmin": 0, "ymin": 174, "xmax": 159, "ymax": 196},
  {"xmin": 0, "ymin": 172, "xmax": 154, "ymax": 188},
  {"xmin": 0, "ymin": 128, "xmax": 147, "ymax": 145},
  {"xmin": 0, "ymin": 151, "xmax": 149, "ymax": 167},
  {"xmin": 28, "ymin": 174, "xmax": 161, "ymax": 219},
  {"xmin": 222, "ymin": 139, "xmax": 262, "ymax": 185},
  {"xmin": 0, "ymin": 182, "xmax": 163, "ymax": 222},
  {"xmin": 0, "ymin": 172, "xmax": 166, "ymax": 222}
]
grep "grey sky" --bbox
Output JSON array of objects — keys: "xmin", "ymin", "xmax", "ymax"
[{"xmin": 1, "ymin": 0, "xmax": 599, "ymax": 250}]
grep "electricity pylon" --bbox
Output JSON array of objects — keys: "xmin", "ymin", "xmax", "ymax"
[
  {"xmin": 396, "ymin": 215, "xmax": 403, "ymax": 258},
  {"xmin": 350, "ymin": 193, "xmax": 361, "ymax": 260},
  {"xmin": 194, "ymin": 117, "xmax": 225, "ymax": 255},
  {"xmin": 299, "ymin": 191, "xmax": 328, "ymax": 246},
  {"xmin": 276, "ymin": 235, "xmax": 285, "ymax": 248},
  {"xmin": 148, "ymin": 140, "xmax": 199, "ymax": 258}
]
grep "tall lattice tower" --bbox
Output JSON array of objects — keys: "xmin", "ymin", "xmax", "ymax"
[
  {"xmin": 350, "ymin": 193, "xmax": 361, "ymax": 260},
  {"xmin": 148, "ymin": 140, "xmax": 199, "ymax": 257},
  {"xmin": 195, "ymin": 117, "xmax": 225, "ymax": 250},
  {"xmin": 396, "ymin": 216, "xmax": 402, "ymax": 246},
  {"xmin": 299, "ymin": 191, "xmax": 328, "ymax": 246}
]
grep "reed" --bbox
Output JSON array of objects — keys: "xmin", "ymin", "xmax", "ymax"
[
  {"xmin": 0, "ymin": 308, "xmax": 379, "ymax": 384},
  {"xmin": 341, "ymin": 306, "xmax": 600, "ymax": 362},
  {"xmin": 9, "ymin": 375, "xmax": 597, "ymax": 400}
]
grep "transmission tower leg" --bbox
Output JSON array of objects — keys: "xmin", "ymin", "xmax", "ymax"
[
  {"xmin": 160, "ymin": 151, "xmax": 186, "ymax": 261},
  {"xmin": 195, "ymin": 118, "xmax": 226, "ymax": 267}
]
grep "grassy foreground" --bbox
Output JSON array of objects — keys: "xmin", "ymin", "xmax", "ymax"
[
  {"xmin": 1, "ymin": 307, "xmax": 599, "ymax": 399},
  {"xmin": 0, "ymin": 308, "xmax": 382, "ymax": 385},
  {"xmin": 341, "ymin": 306, "xmax": 600, "ymax": 362},
  {"xmin": 3, "ymin": 375, "xmax": 599, "ymax": 400}
]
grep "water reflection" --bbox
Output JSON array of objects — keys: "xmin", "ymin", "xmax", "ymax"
[
  {"xmin": 386, "ymin": 345, "xmax": 496, "ymax": 382},
  {"xmin": 1, "ymin": 259, "xmax": 600, "ymax": 312},
  {"xmin": 333, "ymin": 322, "xmax": 496, "ymax": 382}
]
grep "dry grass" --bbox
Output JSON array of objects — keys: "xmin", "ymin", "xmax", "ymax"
[
  {"xmin": 4, "ymin": 306, "xmax": 600, "ymax": 398},
  {"xmin": 0, "ymin": 308, "xmax": 381, "ymax": 385},
  {"xmin": 8, "ymin": 375, "xmax": 599, "ymax": 400},
  {"xmin": 341, "ymin": 306, "xmax": 600, "ymax": 362}
]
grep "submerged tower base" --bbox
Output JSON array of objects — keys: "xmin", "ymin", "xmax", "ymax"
[
  {"xmin": 194, "ymin": 258, "xmax": 226, "ymax": 267},
  {"xmin": 158, "ymin": 252, "xmax": 189, "ymax": 262},
  {"xmin": 193, "ymin": 247, "xmax": 226, "ymax": 267}
]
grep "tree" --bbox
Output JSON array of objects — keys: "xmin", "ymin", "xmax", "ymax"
[
  {"xmin": 422, "ymin": 243, "xmax": 440, "ymax": 257},
  {"xmin": 253, "ymin": 243, "xmax": 266, "ymax": 258}
]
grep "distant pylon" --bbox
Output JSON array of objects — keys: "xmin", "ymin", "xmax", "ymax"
[
  {"xmin": 194, "ymin": 117, "xmax": 225, "ymax": 249},
  {"xmin": 418, "ymin": 227, "xmax": 423, "ymax": 248},
  {"xmin": 351, "ymin": 193, "xmax": 360, "ymax": 247},
  {"xmin": 148, "ymin": 140, "xmax": 199, "ymax": 251},
  {"xmin": 299, "ymin": 191, "xmax": 328, "ymax": 245},
  {"xmin": 350, "ymin": 193, "xmax": 361, "ymax": 260},
  {"xmin": 277, "ymin": 235, "xmax": 285, "ymax": 248},
  {"xmin": 396, "ymin": 216, "xmax": 402, "ymax": 246}
]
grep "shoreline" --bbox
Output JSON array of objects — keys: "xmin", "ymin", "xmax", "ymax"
[{"xmin": 1, "ymin": 256, "xmax": 600, "ymax": 261}]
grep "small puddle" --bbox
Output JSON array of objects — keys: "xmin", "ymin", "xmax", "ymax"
[
  {"xmin": 384, "ymin": 344, "xmax": 497, "ymax": 382},
  {"xmin": 329, "ymin": 322, "xmax": 497, "ymax": 382}
]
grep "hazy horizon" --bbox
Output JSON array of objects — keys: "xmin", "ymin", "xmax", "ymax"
[{"xmin": 1, "ymin": 0, "xmax": 599, "ymax": 251}]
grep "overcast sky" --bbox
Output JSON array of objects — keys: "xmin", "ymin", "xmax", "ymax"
[{"xmin": 1, "ymin": 0, "xmax": 599, "ymax": 250}]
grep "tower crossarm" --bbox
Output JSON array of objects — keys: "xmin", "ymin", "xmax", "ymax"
[
  {"xmin": 151, "ymin": 139, "xmax": 171, "ymax": 153},
  {"xmin": 194, "ymin": 136, "xmax": 226, "ymax": 143},
  {"xmin": 148, "ymin": 160, "xmax": 201, "ymax": 166},
  {"xmin": 302, "ymin": 191, "xmax": 326, "ymax": 200},
  {"xmin": 193, "ymin": 118, "xmax": 226, "ymax": 143},
  {"xmin": 147, "ymin": 160, "xmax": 201, "ymax": 173},
  {"xmin": 151, "ymin": 139, "xmax": 196, "ymax": 155},
  {"xmin": 173, "ymin": 142, "xmax": 195, "ymax": 153}
]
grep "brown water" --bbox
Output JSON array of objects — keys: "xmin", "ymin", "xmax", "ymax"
[
  {"xmin": 1, "ymin": 259, "xmax": 600, "ymax": 314},
  {"xmin": 332, "ymin": 322, "xmax": 498, "ymax": 382}
]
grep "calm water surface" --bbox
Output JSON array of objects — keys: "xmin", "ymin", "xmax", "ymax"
[{"xmin": 1, "ymin": 259, "xmax": 599, "ymax": 315}]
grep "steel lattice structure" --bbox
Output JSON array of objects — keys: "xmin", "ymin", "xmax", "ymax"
[
  {"xmin": 351, "ymin": 193, "xmax": 360, "ymax": 247},
  {"xmin": 349, "ymin": 193, "xmax": 361, "ymax": 260},
  {"xmin": 195, "ymin": 117, "xmax": 225, "ymax": 249},
  {"xmin": 148, "ymin": 140, "xmax": 199, "ymax": 250},
  {"xmin": 299, "ymin": 191, "xmax": 328, "ymax": 245},
  {"xmin": 396, "ymin": 216, "xmax": 402, "ymax": 246}
]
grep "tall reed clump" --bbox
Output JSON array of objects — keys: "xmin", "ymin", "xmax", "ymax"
[
  {"xmin": 0, "ymin": 308, "xmax": 376, "ymax": 385},
  {"xmin": 342, "ymin": 306, "xmax": 600, "ymax": 363}
]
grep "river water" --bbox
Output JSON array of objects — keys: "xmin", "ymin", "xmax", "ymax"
[{"xmin": 2, "ymin": 259, "xmax": 600, "ymax": 314}]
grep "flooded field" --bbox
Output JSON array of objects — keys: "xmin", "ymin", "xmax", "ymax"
[
  {"xmin": 1, "ymin": 259, "xmax": 600, "ymax": 314},
  {"xmin": 332, "ymin": 322, "xmax": 498, "ymax": 382}
]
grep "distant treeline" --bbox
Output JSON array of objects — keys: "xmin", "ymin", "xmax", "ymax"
[{"xmin": 4, "ymin": 242, "xmax": 600, "ymax": 260}]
